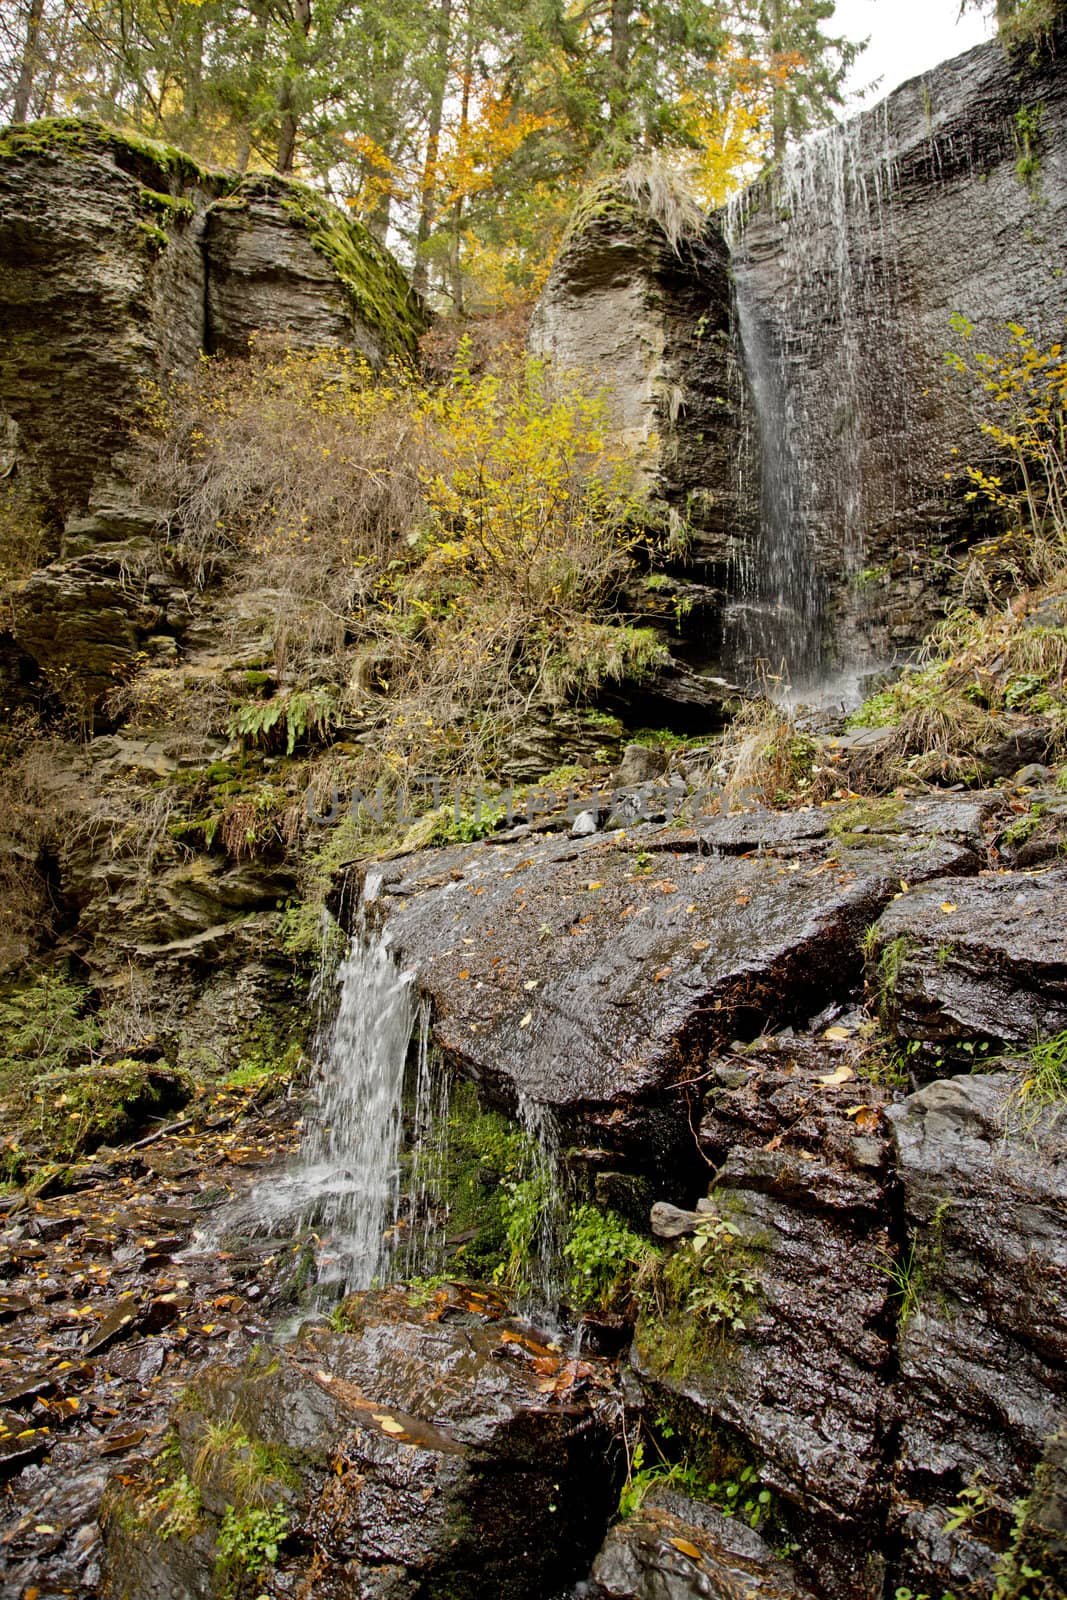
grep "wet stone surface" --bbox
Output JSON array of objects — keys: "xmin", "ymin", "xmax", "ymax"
[
  {"xmin": 101, "ymin": 1284, "xmax": 622, "ymax": 1600},
  {"xmin": 0, "ymin": 1091, "xmax": 301, "ymax": 1599}
]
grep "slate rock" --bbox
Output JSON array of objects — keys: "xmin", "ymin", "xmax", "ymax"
[
  {"xmin": 590, "ymin": 1486, "xmax": 815, "ymax": 1599},
  {"xmin": 869, "ymin": 868, "xmax": 1067, "ymax": 1059}
]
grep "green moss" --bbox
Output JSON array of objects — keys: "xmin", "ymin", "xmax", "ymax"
[
  {"xmin": 276, "ymin": 180, "xmax": 425, "ymax": 358},
  {"xmin": 138, "ymin": 186, "xmax": 196, "ymax": 222},
  {"xmin": 828, "ymin": 795, "xmax": 906, "ymax": 845},
  {"xmin": 0, "ymin": 116, "xmax": 218, "ymax": 190}
]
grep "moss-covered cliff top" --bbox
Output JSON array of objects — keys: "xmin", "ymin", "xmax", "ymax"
[
  {"xmin": 0, "ymin": 115, "xmax": 224, "ymax": 192},
  {"xmin": 0, "ymin": 116, "xmax": 425, "ymax": 357}
]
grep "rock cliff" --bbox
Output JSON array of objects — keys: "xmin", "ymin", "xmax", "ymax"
[
  {"xmin": 532, "ymin": 24, "xmax": 1067, "ymax": 683},
  {"xmin": 0, "ymin": 119, "xmax": 421, "ymax": 523}
]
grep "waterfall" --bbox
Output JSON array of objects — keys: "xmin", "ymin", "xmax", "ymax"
[
  {"xmin": 299, "ymin": 923, "xmax": 416, "ymax": 1293},
  {"xmin": 240, "ymin": 909, "xmax": 420, "ymax": 1298},
  {"xmin": 725, "ymin": 106, "xmax": 906, "ymax": 700}
]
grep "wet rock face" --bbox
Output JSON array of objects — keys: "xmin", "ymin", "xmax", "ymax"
[
  {"xmin": 529, "ymin": 185, "xmax": 747, "ymax": 579},
  {"xmin": 887, "ymin": 1076, "xmax": 1067, "ymax": 1595},
  {"xmin": 0, "ymin": 122, "xmax": 418, "ymax": 524},
  {"xmin": 369, "ymin": 799, "xmax": 979, "ymax": 1152},
  {"xmin": 590, "ymin": 1485, "xmax": 815, "ymax": 1599},
  {"xmin": 868, "ymin": 867, "xmax": 1067, "ymax": 1067},
  {"xmin": 102, "ymin": 1288, "xmax": 620, "ymax": 1600},
  {"xmin": 730, "ymin": 24, "xmax": 1067, "ymax": 659}
]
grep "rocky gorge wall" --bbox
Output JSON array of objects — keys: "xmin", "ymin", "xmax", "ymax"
[{"xmin": 532, "ymin": 25, "xmax": 1067, "ymax": 688}]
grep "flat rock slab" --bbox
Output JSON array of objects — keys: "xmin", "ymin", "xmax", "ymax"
[
  {"xmin": 591, "ymin": 1486, "xmax": 815, "ymax": 1599},
  {"xmin": 870, "ymin": 867, "xmax": 1067, "ymax": 1052},
  {"xmin": 373, "ymin": 804, "xmax": 980, "ymax": 1115}
]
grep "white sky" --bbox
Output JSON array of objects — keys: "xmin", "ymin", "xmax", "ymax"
[{"xmin": 832, "ymin": 0, "xmax": 997, "ymax": 111}]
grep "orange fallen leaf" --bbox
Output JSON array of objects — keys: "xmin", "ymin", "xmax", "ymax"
[
  {"xmin": 653, "ymin": 965, "xmax": 672, "ymax": 982},
  {"xmin": 458, "ymin": 970, "xmax": 470, "ymax": 980},
  {"xmin": 670, "ymin": 1537, "xmax": 703, "ymax": 1561},
  {"xmin": 691, "ymin": 939, "xmax": 710, "ymax": 952}
]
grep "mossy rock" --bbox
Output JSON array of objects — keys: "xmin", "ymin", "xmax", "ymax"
[
  {"xmin": 14, "ymin": 1059, "xmax": 192, "ymax": 1161},
  {"xmin": 0, "ymin": 115, "xmax": 222, "ymax": 193},
  {"xmin": 276, "ymin": 179, "xmax": 426, "ymax": 359}
]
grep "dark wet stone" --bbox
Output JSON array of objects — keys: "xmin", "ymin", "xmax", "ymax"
[
  {"xmin": 869, "ymin": 868, "xmax": 1067, "ymax": 1060},
  {"xmin": 372, "ymin": 812, "xmax": 977, "ymax": 1144},
  {"xmin": 590, "ymin": 1486, "xmax": 815, "ymax": 1599},
  {"xmin": 102, "ymin": 1288, "xmax": 620, "ymax": 1600},
  {"xmin": 886, "ymin": 1075, "xmax": 1067, "ymax": 1595}
]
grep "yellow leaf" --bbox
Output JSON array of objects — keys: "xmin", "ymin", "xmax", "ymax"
[
  {"xmin": 823, "ymin": 1026, "xmax": 851, "ymax": 1041},
  {"xmin": 670, "ymin": 1537, "xmax": 703, "ymax": 1561},
  {"xmin": 940, "ymin": 902, "xmax": 957, "ymax": 914},
  {"xmin": 818, "ymin": 1064, "xmax": 855, "ymax": 1088},
  {"xmin": 372, "ymin": 1414, "xmax": 406, "ymax": 1437}
]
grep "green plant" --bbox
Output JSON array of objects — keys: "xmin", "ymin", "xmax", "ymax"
[
  {"xmin": 1016, "ymin": 1029, "xmax": 1067, "ymax": 1108},
  {"xmin": 228, "ymin": 686, "xmax": 339, "ymax": 756},
  {"xmin": 875, "ymin": 936, "xmax": 911, "ymax": 1017},
  {"xmin": 156, "ymin": 1470, "xmax": 202, "ymax": 1541},
  {"xmin": 943, "ymin": 1475, "xmax": 997, "ymax": 1534},
  {"xmin": 635, "ymin": 1203, "xmax": 761, "ymax": 1379},
  {"xmin": 563, "ymin": 1205, "xmax": 652, "ymax": 1310},
  {"xmin": 216, "ymin": 1501, "xmax": 290, "ymax": 1587},
  {"xmin": 878, "ymin": 1238, "xmax": 923, "ymax": 1327},
  {"xmin": 1014, "ymin": 103, "xmax": 1045, "ymax": 189}
]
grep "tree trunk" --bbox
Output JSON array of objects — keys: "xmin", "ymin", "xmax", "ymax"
[
  {"xmin": 12, "ymin": 0, "xmax": 46, "ymax": 123},
  {"xmin": 607, "ymin": 0, "xmax": 632, "ymax": 138},
  {"xmin": 276, "ymin": 0, "xmax": 313, "ymax": 174},
  {"xmin": 412, "ymin": 0, "xmax": 453, "ymax": 296}
]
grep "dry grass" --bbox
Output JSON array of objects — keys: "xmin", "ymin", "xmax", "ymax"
[{"xmin": 129, "ymin": 341, "xmax": 654, "ymax": 786}]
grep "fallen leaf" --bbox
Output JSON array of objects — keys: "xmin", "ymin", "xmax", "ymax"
[
  {"xmin": 372, "ymin": 1414, "xmax": 406, "ymax": 1436},
  {"xmin": 523, "ymin": 980, "xmax": 539, "ymax": 990},
  {"xmin": 670, "ymin": 1538, "xmax": 703, "ymax": 1561},
  {"xmin": 691, "ymin": 939, "xmax": 710, "ymax": 952},
  {"xmin": 940, "ymin": 902, "xmax": 957, "ymax": 914},
  {"xmin": 653, "ymin": 965, "xmax": 672, "ymax": 982},
  {"xmin": 734, "ymin": 894, "xmax": 751, "ymax": 906},
  {"xmin": 458, "ymin": 970, "xmax": 471, "ymax": 981},
  {"xmin": 818, "ymin": 1064, "xmax": 855, "ymax": 1087},
  {"xmin": 823, "ymin": 1026, "xmax": 851, "ymax": 1041},
  {"xmin": 586, "ymin": 881, "xmax": 602, "ymax": 891},
  {"xmin": 519, "ymin": 1012, "xmax": 532, "ymax": 1029}
]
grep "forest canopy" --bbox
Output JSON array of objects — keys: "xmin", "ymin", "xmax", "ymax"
[{"xmin": 0, "ymin": 0, "xmax": 863, "ymax": 308}]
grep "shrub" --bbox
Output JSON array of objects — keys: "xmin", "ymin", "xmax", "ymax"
[{"xmin": 131, "ymin": 342, "xmax": 652, "ymax": 786}]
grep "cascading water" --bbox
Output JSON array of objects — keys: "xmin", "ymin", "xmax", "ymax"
[
  {"xmin": 242, "ymin": 903, "xmax": 422, "ymax": 1298},
  {"xmin": 298, "ymin": 923, "xmax": 416, "ymax": 1292},
  {"xmin": 725, "ymin": 104, "xmax": 908, "ymax": 702}
]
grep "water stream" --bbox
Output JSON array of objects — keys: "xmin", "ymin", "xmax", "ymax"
[{"xmin": 725, "ymin": 106, "xmax": 906, "ymax": 701}]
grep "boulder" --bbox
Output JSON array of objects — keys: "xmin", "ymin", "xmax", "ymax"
[
  {"xmin": 368, "ymin": 797, "xmax": 982, "ymax": 1153},
  {"xmin": 101, "ymin": 1287, "xmax": 619, "ymax": 1600}
]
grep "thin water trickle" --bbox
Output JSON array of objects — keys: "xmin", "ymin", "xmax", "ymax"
[{"xmin": 725, "ymin": 107, "xmax": 907, "ymax": 697}]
